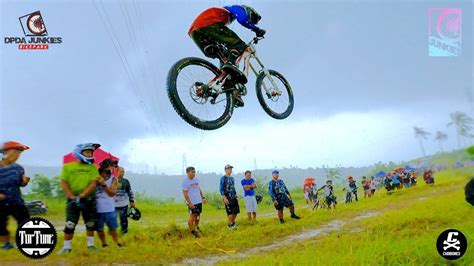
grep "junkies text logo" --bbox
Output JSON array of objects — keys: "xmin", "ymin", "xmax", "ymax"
[{"xmin": 428, "ymin": 8, "xmax": 461, "ymax": 56}]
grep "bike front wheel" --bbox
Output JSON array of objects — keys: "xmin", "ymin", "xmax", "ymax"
[
  {"xmin": 167, "ymin": 57, "xmax": 234, "ymax": 130},
  {"xmin": 255, "ymin": 69, "xmax": 294, "ymax": 119}
]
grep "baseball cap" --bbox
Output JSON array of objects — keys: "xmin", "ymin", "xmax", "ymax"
[
  {"xmin": 272, "ymin": 170, "xmax": 279, "ymax": 175},
  {"xmin": 225, "ymin": 164, "xmax": 233, "ymax": 169}
]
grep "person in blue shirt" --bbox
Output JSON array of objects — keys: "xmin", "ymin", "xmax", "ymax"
[
  {"xmin": 268, "ymin": 170, "xmax": 300, "ymax": 224},
  {"xmin": 0, "ymin": 141, "xmax": 31, "ymax": 250},
  {"xmin": 392, "ymin": 172, "xmax": 401, "ymax": 190},
  {"xmin": 219, "ymin": 164, "xmax": 240, "ymax": 229},
  {"xmin": 241, "ymin": 170, "xmax": 257, "ymax": 220}
]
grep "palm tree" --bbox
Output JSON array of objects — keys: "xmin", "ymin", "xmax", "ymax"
[
  {"xmin": 434, "ymin": 131, "xmax": 448, "ymax": 152},
  {"xmin": 414, "ymin": 126, "xmax": 430, "ymax": 157},
  {"xmin": 327, "ymin": 168, "xmax": 342, "ymax": 182},
  {"xmin": 447, "ymin": 111, "xmax": 474, "ymax": 148}
]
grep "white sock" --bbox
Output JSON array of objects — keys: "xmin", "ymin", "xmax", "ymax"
[
  {"xmin": 87, "ymin": 236, "xmax": 95, "ymax": 247},
  {"xmin": 63, "ymin": 240, "xmax": 71, "ymax": 249}
]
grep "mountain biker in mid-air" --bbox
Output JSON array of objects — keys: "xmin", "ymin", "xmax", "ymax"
[{"xmin": 188, "ymin": 5, "xmax": 266, "ymax": 107}]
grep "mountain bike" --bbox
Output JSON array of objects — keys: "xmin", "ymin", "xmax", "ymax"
[
  {"xmin": 345, "ymin": 189, "xmax": 358, "ymax": 203},
  {"xmin": 167, "ymin": 37, "xmax": 294, "ymax": 130}
]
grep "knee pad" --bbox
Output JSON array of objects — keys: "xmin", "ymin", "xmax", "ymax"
[
  {"xmin": 63, "ymin": 221, "xmax": 76, "ymax": 234},
  {"xmin": 85, "ymin": 221, "xmax": 96, "ymax": 231}
]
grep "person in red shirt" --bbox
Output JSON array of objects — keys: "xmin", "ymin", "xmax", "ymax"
[{"xmin": 189, "ymin": 5, "xmax": 266, "ymax": 107}]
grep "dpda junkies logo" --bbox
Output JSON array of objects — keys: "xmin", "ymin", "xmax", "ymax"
[
  {"xmin": 15, "ymin": 217, "xmax": 57, "ymax": 259},
  {"xmin": 436, "ymin": 229, "xmax": 468, "ymax": 260},
  {"xmin": 4, "ymin": 11, "xmax": 62, "ymax": 50}
]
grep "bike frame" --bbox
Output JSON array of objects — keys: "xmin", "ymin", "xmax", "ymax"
[{"xmin": 206, "ymin": 37, "xmax": 283, "ymax": 97}]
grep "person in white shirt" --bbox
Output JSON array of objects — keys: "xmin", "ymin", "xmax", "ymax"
[
  {"xmin": 95, "ymin": 159, "xmax": 121, "ymax": 248},
  {"xmin": 181, "ymin": 166, "xmax": 206, "ymax": 238}
]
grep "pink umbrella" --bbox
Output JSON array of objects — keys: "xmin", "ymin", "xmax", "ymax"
[{"xmin": 63, "ymin": 148, "xmax": 120, "ymax": 169}]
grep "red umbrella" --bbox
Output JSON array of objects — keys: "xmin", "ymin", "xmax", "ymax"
[
  {"xmin": 63, "ymin": 148, "xmax": 120, "ymax": 168},
  {"xmin": 304, "ymin": 177, "xmax": 316, "ymax": 187},
  {"xmin": 394, "ymin": 167, "xmax": 404, "ymax": 173}
]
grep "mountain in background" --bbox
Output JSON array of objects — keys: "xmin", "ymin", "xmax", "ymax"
[{"xmin": 22, "ymin": 149, "xmax": 470, "ymax": 199}]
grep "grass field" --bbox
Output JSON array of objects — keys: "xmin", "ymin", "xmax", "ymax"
[{"xmin": 1, "ymin": 169, "xmax": 472, "ymax": 265}]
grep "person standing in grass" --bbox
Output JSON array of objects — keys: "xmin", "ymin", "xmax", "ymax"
[
  {"xmin": 95, "ymin": 159, "xmax": 122, "ymax": 248},
  {"xmin": 369, "ymin": 176, "xmax": 376, "ymax": 196},
  {"xmin": 182, "ymin": 166, "xmax": 206, "ymax": 238},
  {"xmin": 391, "ymin": 172, "xmax": 401, "ymax": 190},
  {"xmin": 219, "ymin": 164, "xmax": 240, "ymax": 229},
  {"xmin": 114, "ymin": 167, "xmax": 135, "ymax": 234},
  {"xmin": 0, "ymin": 141, "xmax": 31, "ymax": 250},
  {"xmin": 361, "ymin": 176, "xmax": 371, "ymax": 198},
  {"xmin": 384, "ymin": 173, "xmax": 393, "ymax": 195},
  {"xmin": 241, "ymin": 170, "xmax": 257, "ymax": 221},
  {"xmin": 58, "ymin": 143, "xmax": 101, "ymax": 254},
  {"xmin": 268, "ymin": 170, "xmax": 300, "ymax": 223}
]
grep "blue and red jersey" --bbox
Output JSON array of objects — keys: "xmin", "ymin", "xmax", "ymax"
[{"xmin": 188, "ymin": 5, "xmax": 260, "ymax": 35}]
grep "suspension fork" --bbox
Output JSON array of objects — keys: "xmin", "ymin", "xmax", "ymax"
[{"xmin": 250, "ymin": 54, "xmax": 282, "ymax": 95}]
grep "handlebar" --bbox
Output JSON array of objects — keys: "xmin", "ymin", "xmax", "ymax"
[{"xmin": 250, "ymin": 36, "xmax": 264, "ymax": 45}]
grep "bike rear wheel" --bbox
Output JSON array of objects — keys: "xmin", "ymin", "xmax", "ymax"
[
  {"xmin": 167, "ymin": 57, "xmax": 234, "ymax": 130},
  {"xmin": 256, "ymin": 70, "xmax": 294, "ymax": 119}
]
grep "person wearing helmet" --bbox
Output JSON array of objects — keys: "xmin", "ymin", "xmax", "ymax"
[
  {"xmin": 58, "ymin": 143, "xmax": 101, "ymax": 254},
  {"xmin": 95, "ymin": 159, "xmax": 121, "ymax": 248},
  {"xmin": 188, "ymin": 5, "xmax": 266, "ymax": 107},
  {"xmin": 0, "ymin": 141, "xmax": 30, "ymax": 250},
  {"xmin": 268, "ymin": 170, "xmax": 300, "ymax": 223}
]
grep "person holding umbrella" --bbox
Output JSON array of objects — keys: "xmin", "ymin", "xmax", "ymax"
[
  {"xmin": 0, "ymin": 141, "xmax": 31, "ymax": 250},
  {"xmin": 58, "ymin": 143, "xmax": 101, "ymax": 254},
  {"xmin": 268, "ymin": 170, "xmax": 300, "ymax": 223}
]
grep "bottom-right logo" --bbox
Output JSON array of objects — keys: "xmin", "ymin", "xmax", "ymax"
[{"xmin": 436, "ymin": 229, "xmax": 468, "ymax": 260}]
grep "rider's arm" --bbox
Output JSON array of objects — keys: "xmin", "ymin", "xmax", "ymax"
[
  {"xmin": 126, "ymin": 179, "xmax": 135, "ymax": 204},
  {"xmin": 283, "ymin": 181, "xmax": 290, "ymax": 196},
  {"xmin": 182, "ymin": 190, "xmax": 192, "ymax": 205},
  {"xmin": 268, "ymin": 181, "xmax": 276, "ymax": 201},
  {"xmin": 219, "ymin": 176, "xmax": 226, "ymax": 198},
  {"xmin": 80, "ymin": 180, "xmax": 98, "ymax": 198},
  {"xmin": 103, "ymin": 178, "xmax": 117, "ymax": 197},
  {"xmin": 60, "ymin": 180, "xmax": 75, "ymax": 199},
  {"xmin": 60, "ymin": 166, "xmax": 75, "ymax": 199},
  {"xmin": 224, "ymin": 5, "xmax": 260, "ymax": 32}
]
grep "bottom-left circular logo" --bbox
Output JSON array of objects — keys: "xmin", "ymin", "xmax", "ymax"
[{"xmin": 15, "ymin": 217, "xmax": 57, "ymax": 259}]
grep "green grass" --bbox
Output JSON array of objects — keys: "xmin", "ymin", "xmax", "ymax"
[{"xmin": 1, "ymin": 169, "xmax": 472, "ymax": 264}]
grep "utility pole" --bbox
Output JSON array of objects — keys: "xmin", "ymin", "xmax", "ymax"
[
  {"xmin": 182, "ymin": 153, "xmax": 187, "ymax": 175},
  {"xmin": 253, "ymin": 157, "xmax": 258, "ymax": 170}
]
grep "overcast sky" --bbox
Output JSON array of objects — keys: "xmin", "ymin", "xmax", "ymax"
[{"xmin": 1, "ymin": 0, "xmax": 473, "ymax": 174}]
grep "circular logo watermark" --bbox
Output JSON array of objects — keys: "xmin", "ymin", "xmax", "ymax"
[
  {"xmin": 15, "ymin": 217, "xmax": 57, "ymax": 259},
  {"xmin": 436, "ymin": 229, "xmax": 468, "ymax": 260}
]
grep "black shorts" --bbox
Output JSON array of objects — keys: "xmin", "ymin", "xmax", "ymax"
[
  {"xmin": 190, "ymin": 23, "xmax": 247, "ymax": 59},
  {"xmin": 64, "ymin": 198, "xmax": 97, "ymax": 234},
  {"xmin": 0, "ymin": 204, "xmax": 30, "ymax": 236},
  {"xmin": 189, "ymin": 203, "xmax": 203, "ymax": 214},
  {"xmin": 225, "ymin": 198, "xmax": 240, "ymax": 215},
  {"xmin": 274, "ymin": 196, "xmax": 294, "ymax": 210}
]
